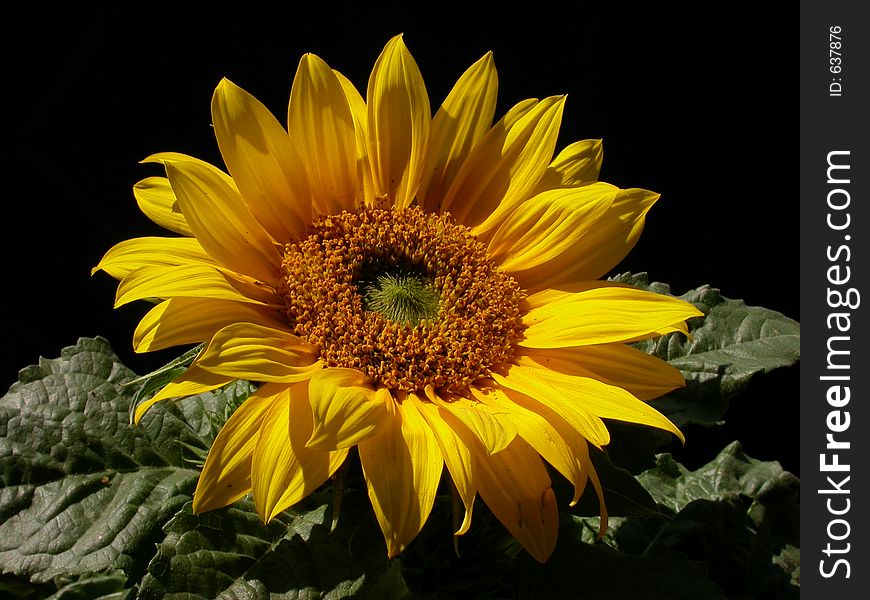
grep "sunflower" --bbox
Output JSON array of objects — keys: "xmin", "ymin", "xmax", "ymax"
[{"xmin": 95, "ymin": 34, "xmax": 702, "ymax": 563}]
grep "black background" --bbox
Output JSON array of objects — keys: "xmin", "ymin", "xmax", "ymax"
[{"xmin": 2, "ymin": 3, "xmax": 797, "ymax": 473}]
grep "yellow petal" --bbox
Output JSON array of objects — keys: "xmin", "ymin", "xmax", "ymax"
[
  {"xmin": 366, "ymin": 34, "xmax": 431, "ymax": 210},
  {"xmin": 92, "ymin": 236, "xmax": 214, "ymax": 280},
  {"xmin": 518, "ymin": 188, "xmax": 660, "ymax": 290},
  {"xmin": 333, "ymin": 69, "xmax": 374, "ymax": 205},
  {"xmin": 211, "ymin": 78, "xmax": 312, "ymax": 241},
  {"xmin": 655, "ymin": 321, "xmax": 691, "ymax": 339},
  {"xmin": 133, "ymin": 297, "xmax": 288, "ymax": 353},
  {"xmin": 472, "ymin": 385, "xmax": 590, "ymax": 505},
  {"xmin": 133, "ymin": 364, "xmax": 232, "ymax": 424},
  {"xmin": 251, "ymin": 382, "xmax": 349, "ymax": 522},
  {"xmin": 164, "ymin": 159, "xmax": 282, "ymax": 284},
  {"xmin": 520, "ymin": 281, "xmax": 604, "ymax": 309},
  {"xmin": 306, "ymin": 368, "xmax": 390, "ymax": 450},
  {"xmin": 419, "ymin": 52, "xmax": 498, "ymax": 213},
  {"xmin": 114, "ymin": 264, "xmax": 279, "ymax": 308},
  {"xmin": 193, "ymin": 382, "xmax": 281, "ymax": 514},
  {"xmin": 533, "ymin": 138, "xmax": 604, "ymax": 192},
  {"xmin": 486, "ymin": 184, "xmax": 615, "ymax": 271},
  {"xmin": 359, "ymin": 395, "xmax": 443, "ymax": 558},
  {"xmin": 473, "ymin": 436, "xmax": 559, "ymax": 563},
  {"xmin": 521, "ymin": 284, "xmax": 704, "ymax": 348},
  {"xmin": 288, "ymin": 54, "xmax": 359, "ymax": 216},
  {"xmin": 588, "ymin": 454, "xmax": 609, "ymax": 539},
  {"xmin": 442, "ymin": 96, "xmax": 565, "ymax": 231},
  {"xmin": 491, "ymin": 368, "xmax": 610, "ymax": 448},
  {"xmin": 521, "ymin": 344, "xmax": 685, "ymax": 401},
  {"xmin": 195, "ymin": 322, "xmax": 321, "ymax": 383},
  {"xmin": 411, "ymin": 394, "xmax": 476, "ymax": 535},
  {"xmin": 427, "ymin": 386, "xmax": 516, "ymax": 455},
  {"xmin": 509, "ymin": 357, "xmax": 684, "ymax": 442},
  {"xmin": 133, "ymin": 177, "xmax": 193, "ymax": 236},
  {"xmin": 143, "ymin": 151, "xmax": 221, "ymax": 170}
]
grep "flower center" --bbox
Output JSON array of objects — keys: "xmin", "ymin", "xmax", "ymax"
[
  {"xmin": 278, "ymin": 206, "xmax": 525, "ymax": 394},
  {"xmin": 358, "ymin": 266, "xmax": 440, "ymax": 325}
]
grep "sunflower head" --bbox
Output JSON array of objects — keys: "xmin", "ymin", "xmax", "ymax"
[{"xmin": 95, "ymin": 34, "xmax": 703, "ymax": 562}]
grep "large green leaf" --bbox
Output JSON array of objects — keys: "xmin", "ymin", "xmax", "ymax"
[
  {"xmin": 637, "ymin": 441, "xmax": 799, "ymax": 520},
  {"xmin": 1, "ymin": 338, "xmax": 190, "ymax": 583},
  {"xmin": 613, "ymin": 442, "xmax": 800, "ymax": 599},
  {"xmin": 611, "ymin": 272, "xmax": 800, "ymax": 428},
  {"xmin": 513, "ymin": 520, "xmax": 728, "ymax": 600},
  {"xmin": 0, "ymin": 338, "xmax": 247, "ymax": 594},
  {"xmin": 136, "ymin": 492, "xmax": 391, "ymax": 599},
  {"xmin": 0, "ymin": 338, "xmax": 394, "ymax": 599}
]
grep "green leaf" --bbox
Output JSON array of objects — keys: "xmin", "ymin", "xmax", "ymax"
[
  {"xmin": 0, "ymin": 338, "xmax": 250, "ymax": 594},
  {"xmin": 43, "ymin": 572, "xmax": 129, "ymax": 600},
  {"xmin": 136, "ymin": 492, "xmax": 390, "ymax": 599},
  {"xmin": 126, "ymin": 343, "xmax": 204, "ymax": 416},
  {"xmin": 610, "ymin": 272, "xmax": 800, "ymax": 428},
  {"xmin": 616, "ymin": 442, "xmax": 800, "ymax": 599},
  {"xmin": 366, "ymin": 560, "xmax": 415, "ymax": 600},
  {"xmin": 513, "ymin": 521, "xmax": 728, "ymax": 600},
  {"xmin": 636, "ymin": 441, "xmax": 799, "ymax": 523},
  {"xmin": 773, "ymin": 545, "xmax": 800, "ymax": 587}
]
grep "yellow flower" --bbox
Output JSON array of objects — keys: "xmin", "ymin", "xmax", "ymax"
[{"xmin": 95, "ymin": 35, "xmax": 703, "ymax": 563}]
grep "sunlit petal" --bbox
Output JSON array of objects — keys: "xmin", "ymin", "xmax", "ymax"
[
  {"xmin": 212, "ymin": 79, "xmax": 312, "ymax": 241},
  {"xmin": 521, "ymin": 284, "xmax": 704, "ymax": 348},
  {"xmin": 195, "ymin": 322, "xmax": 321, "ymax": 383},
  {"xmin": 133, "ymin": 297, "xmax": 288, "ymax": 353},
  {"xmin": 193, "ymin": 382, "xmax": 282, "ymax": 513},
  {"xmin": 288, "ymin": 54, "xmax": 359, "ymax": 215},
  {"xmin": 306, "ymin": 369, "xmax": 391, "ymax": 450},
  {"xmin": 366, "ymin": 35, "xmax": 431, "ymax": 209},
  {"xmin": 251, "ymin": 382, "xmax": 349, "ymax": 522},
  {"xmin": 359, "ymin": 395, "xmax": 443, "ymax": 557},
  {"xmin": 419, "ymin": 52, "xmax": 497, "ymax": 212}
]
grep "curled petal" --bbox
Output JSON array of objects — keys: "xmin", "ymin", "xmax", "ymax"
[
  {"xmin": 427, "ymin": 387, "xmax": 516, "ymax": 455},
  {"xmin": 443, "ymin": 96, "xmax": 565, "ymax": 232},
  {"xmin": 133, "ymin": 176, "xmax": 192, "ymax": 236},
  {"xmin": 306, "ymin": 368, "xmax": 391, "ymax": 450},
  {"xmin": 486, "ymin": 184, "xmax": 615, "ymax": 270},
  {"xmin": 492, "ymin": 368, "xmax": 611, "ymax": 448},
  {"xmin": 508, "ymin": 357, "xmax": 684, "ymax": 442},
  {"xmin": 411, "ymin": 394, "xmax": 476, "ymax": 535},
  {"xmin": 333, "ymin": 69, "xmax": 375, "ymax": 205},
  {"xmin": 516, "ymin": 188, "xmax": 660, "ymax": 290},
  {"xmin": 419, "ymin": 51, "xmax": 498, "ymax": 212},
  {"xmin": 114, "ymin": 264, "xmax": 279, "ymax": 308},
  {"xmin": 533, "ymin": 138, "xmax": 604, "ymax": 192},
  {"xmin": 133, "ymin": 364, "xmax": 232, "ymax": 424},
  {"xmin": 473, "ymin": 385, "xmax": 591, "ymax": 505},
  {"xmin": 164, "ymin": 159, "xmax": 282, "ymax": 284},
  {"xmin": 195, "ymin": 322, "xmax": 321, "ymax": 383}
]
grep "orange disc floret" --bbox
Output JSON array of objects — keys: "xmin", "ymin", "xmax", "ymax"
[{"xmin": 279, "ymin": 206, "xmax": 525, "ymax": 393}]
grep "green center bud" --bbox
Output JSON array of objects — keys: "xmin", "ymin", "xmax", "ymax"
[{"xmin": 361, "ymin": 270, "xmax": 440, "ymax": 324}]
